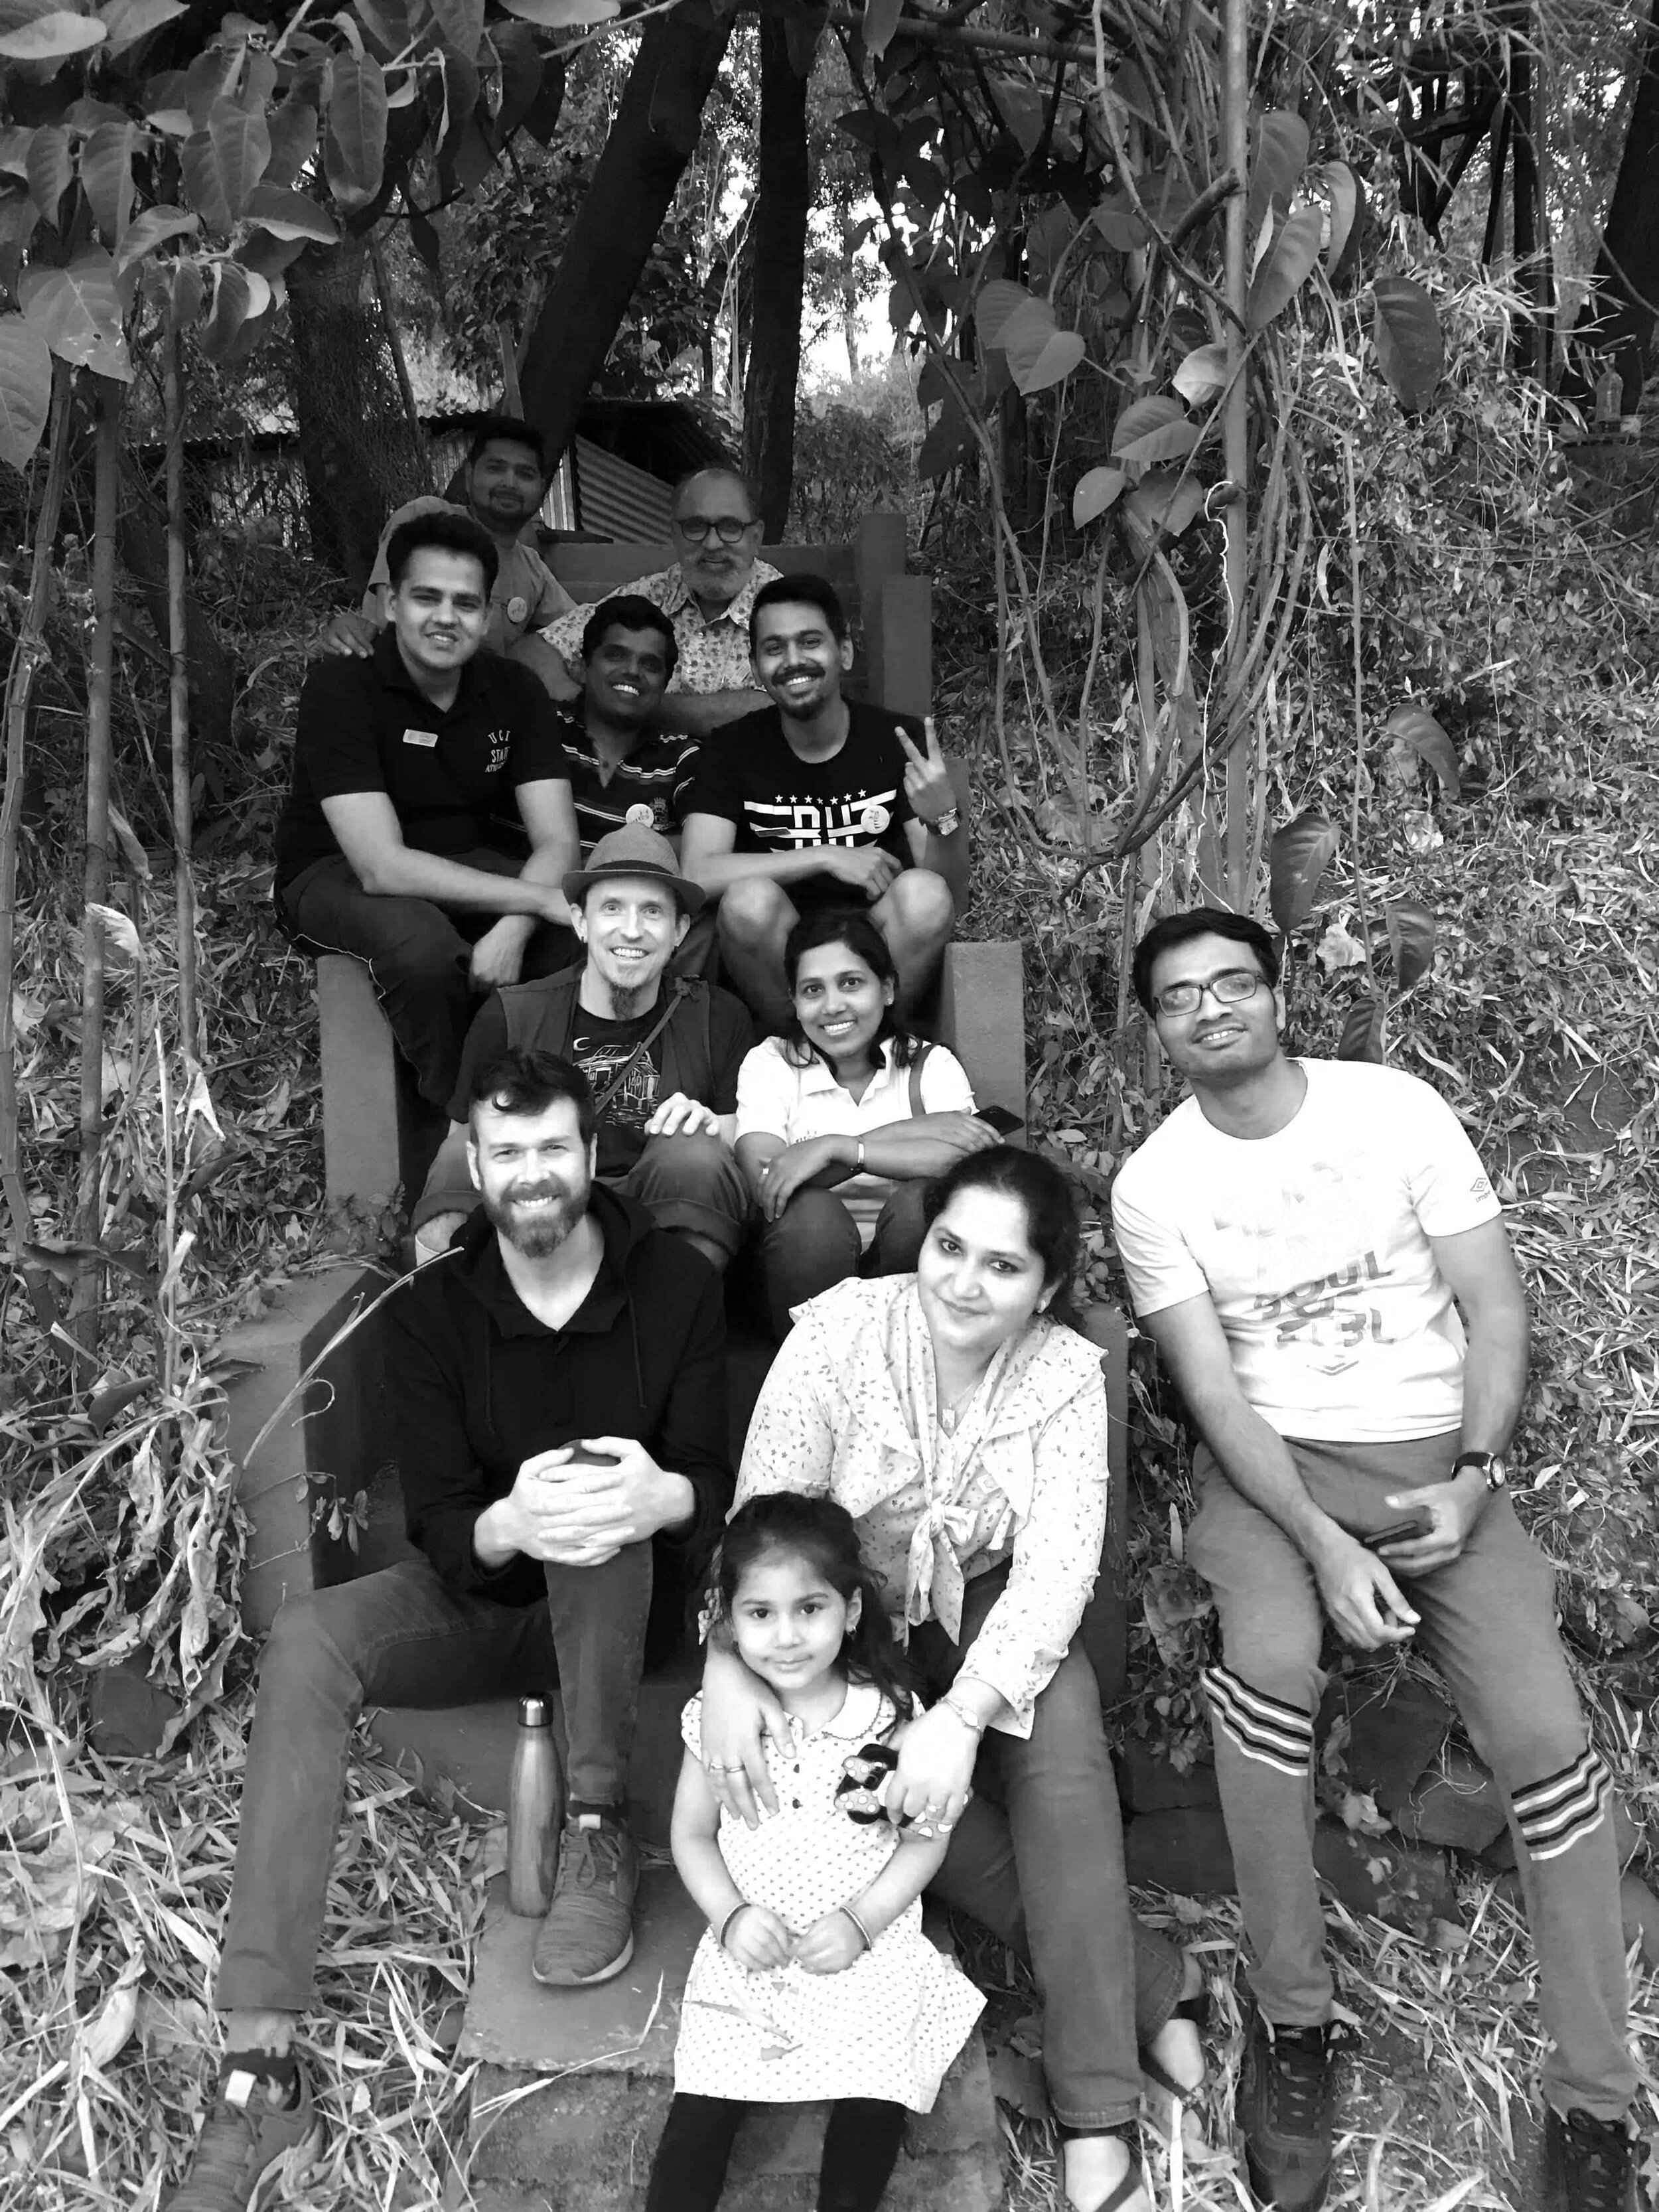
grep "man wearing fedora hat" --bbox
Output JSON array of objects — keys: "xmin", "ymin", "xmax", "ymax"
[{"xmin": 412, "ymin": 824, "xmax": 753, "ymax": 1272}]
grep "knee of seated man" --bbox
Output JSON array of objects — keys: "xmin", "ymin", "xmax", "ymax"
[
  {"xmin": 885, "ymin": 865, "xmax": 954, "ymax": 938},
  {"xmin": 717, "ymin": 875, "xmax": 792, "ymax": 938},
  {"xmin": 639, "ymin": 1129, "xmax": 734, "ymax": 1189},
  {"xmin": 260, "ymin": 1587, "xmax": 352, "ymax": 1687}
]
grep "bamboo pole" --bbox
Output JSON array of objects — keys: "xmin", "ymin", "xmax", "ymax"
[
  {"xmin": 370, "ymin": 229, "xmax": 431, "ymax": 492},
  {"xmin": 1220, "ymin": 0, "xmax": 1250, "ymax": 907},
  {"xmin": 0, "ymin": 366, "xmax": 71, "ymax": 1330},
  {"xmin": 74, "ymin": 374, "xmax": 122, "ymax": 1336},
  {"xmin": 165, "ymin": 317, "xmax": 197, "ymax": 1063}
]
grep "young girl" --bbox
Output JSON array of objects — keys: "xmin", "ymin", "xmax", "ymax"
[
  {"xmin": 735, "ymin": 907, "xmax": 997, "ymax": 1337},
  {"xmin": 644, "ymin": 1493, "xmax": 984, "ymax": 2212}
]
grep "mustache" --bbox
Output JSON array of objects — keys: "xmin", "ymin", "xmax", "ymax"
[{"xmin": 775, "ymin": 666, "xmax": 825, "ymax": 685}]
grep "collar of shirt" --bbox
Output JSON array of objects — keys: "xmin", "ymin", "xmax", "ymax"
[
  {"xmin": 657, "ymin": 561, "xmax": 767, "ymax": 631},
  {"xmin": 781, "ymin": 1679, "xmax": 888, "ymax": 1745},
  {"xmin": 372, "ymin": 623, "xmax": 487, "ymax": 717},
  {"xmin": 789, "ymin": 1036, "xmax": 906, "ymax": 1098}
]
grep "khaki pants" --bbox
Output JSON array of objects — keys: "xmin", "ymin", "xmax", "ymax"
[{"xmin": 1189, "ymin": 1431, "xmax": 1634, "ymax": 2121}]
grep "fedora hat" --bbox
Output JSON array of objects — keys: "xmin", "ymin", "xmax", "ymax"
[{"xmin": 563, "ymin": 824, "xmax": 706, "ymax": 916}]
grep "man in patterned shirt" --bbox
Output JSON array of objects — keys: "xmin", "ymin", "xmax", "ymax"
[{"xmin": 541, "ymin": 467, "xmax": 780, "ymax": 737}]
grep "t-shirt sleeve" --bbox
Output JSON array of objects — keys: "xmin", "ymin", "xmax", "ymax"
[
  {"xmin": 684, "ymin": 731, "xmax": 746, "ymax": 824},
  {"xmin": 502, "ymin": 669, "xmax": 571, "ymax": 788},
  {"xmin": 525, "ymin": 553, "xmax": 576, "ymax": 627},
  {"xmin": 707, "ymin": 992, "xmax": 755, "ymax": 1118},
  {"xmin": 917, "ymin": 1043, "xmax": 975, "ymax": 1112},
  {"xmin": 1110, "ymin": 1152, "xmax": 1212, "ymax": 1319},
  {"xmin": 295, "ymin": 662, "xmax": 387, "ymax": 801},
  {"xmin": 735, "ymin": 1039, "xmax": 797, "ymax": 1143},
  {"xmin": 670, "ymin": 739, "xmax": 702, "ymax": 827},
  {"xmin": 1400, "ymin": 1078, "xmax": 1503, "ymax": 1238},
  {"xmin": 447, "ymin": 993, "xmax": 512, "ymax": 1123},
  {"xmin": 364, "ymin": 495, "xmax": 443, "ymax": 608}
]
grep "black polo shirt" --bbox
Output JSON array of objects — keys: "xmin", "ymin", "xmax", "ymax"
[{"xmin": 273, "ymin": 629, "xmax": 567, "ymax": 890}]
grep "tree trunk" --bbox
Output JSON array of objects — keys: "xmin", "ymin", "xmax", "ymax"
[
  {"xmin": 519, "ymin": 0, "xmax": 736, "ymax": 463},
  {"xmin": 118, "ymin": 460, "xmax": 236, "ymax": 757},
  {"xmin": 1509, "ymin": 26, "xmax": 1552, "ymax": 380},
  {"xmin": 287, "ymin": 233, "xmax": 427, "ymax": 590},
  {"xmin": 1559, "ymin": 0, "xmax": 1659, "ymax": 411},
  {"xmin": 742, "ymin": 9, "xmax": 810, "ymax": 538}
]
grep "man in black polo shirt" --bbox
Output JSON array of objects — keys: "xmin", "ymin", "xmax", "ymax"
[
  {"xmin": 680, "ymin": 574, "xmax": 968, "ymax": 1029},
  {"xmin": 274, "ymin": 510, "xmax": 581, "ymax": 1111}
]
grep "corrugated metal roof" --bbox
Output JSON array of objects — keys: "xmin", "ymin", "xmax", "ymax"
[{"xmin": 572, "ymin": 438, "xmax": 674, "ymax": 541}]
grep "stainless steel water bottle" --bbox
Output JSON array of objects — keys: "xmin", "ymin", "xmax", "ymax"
[{"xmin": 506, "ymin": 1695, "xmax": 561, "ymax": 1916}]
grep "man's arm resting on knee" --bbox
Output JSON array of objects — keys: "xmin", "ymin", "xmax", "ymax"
[
  {"xmin": 1141, "ymin": 1295, "xmax": 1418, "ymax": 1649},
  {"xmin": 470, "ymin": 779, "xmax": 582, "ymax": 983},
  {"xmin": 680, "ymin": 812, "xmax": 831, "ymax": 897},
  {"xmin": 320, "ymin": 791, "xmax": 563, "ymax": 916}
]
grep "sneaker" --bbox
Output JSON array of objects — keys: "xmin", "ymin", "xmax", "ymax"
[
  {"xmin": 1236, "ymin": 2005, "xmax": 1340, "ymax": 2210},
  {"xmin": 531, "ymin": 1811, "xmax": 638, "ymax": 1986},
  {"xmin": 162, "ymin": 2056, "xmax": 321, "ymax": 2211},
  {"xmin": 1542, "ymin": 2105, "xmax": 1638, "ymax": 2212}
]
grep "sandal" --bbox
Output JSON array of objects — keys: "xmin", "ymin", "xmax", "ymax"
[
  {"xmin": 1139, "ymin": 1986, "xmax": 1212, "ymax": 2108},
  {"xmin": 1059, "ymin": 2122, "xmax": 1147, "ymax": 2212}
]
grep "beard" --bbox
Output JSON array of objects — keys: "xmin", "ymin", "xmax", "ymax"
[{"xmin": 483, "ymin": 1181, "xmax": 587, "ymax": 1258}]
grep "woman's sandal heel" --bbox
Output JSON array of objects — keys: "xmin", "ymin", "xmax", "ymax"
[{"xmin": 1138, "ymin": 1988, "xmax": 1212, "ymax": 2138}]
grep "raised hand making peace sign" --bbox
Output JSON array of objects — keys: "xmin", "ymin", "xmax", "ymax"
[{"xmin": 896, "ymin": 715, "xmax": 957, "ymax": 832}]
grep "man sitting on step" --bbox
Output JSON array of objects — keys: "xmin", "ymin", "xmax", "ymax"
[
  {"xmin": 412, "ymin": 824, "xmax": 752, "ymax": 1275},
  {"xmin": 161, "ymin": 1048, "xmax": 729, "ymax": 2212}
]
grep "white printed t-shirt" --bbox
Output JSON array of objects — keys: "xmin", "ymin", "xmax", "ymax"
[
  {"xmin": 737, "ymin": 1035, "xmax": 974, "ymax": 1242},
  {"xmin": 1110, "ymin": 1059, "xmax": 1503, "ymax": 1443}
]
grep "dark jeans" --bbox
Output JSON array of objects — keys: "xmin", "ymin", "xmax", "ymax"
[
  {"xmin": 758, "ymin": 1181, "xmax": 930, "ymax": 1340},
  {"xmin": 914, "ymin": 1567, "xmax": 1183, "ymax": 2132},
  {"xmin": 619, "ymin": 1134, "xmax": 751, "ymax": 1260},
  {"xmin": 216, "ymin": 1550, "xmax": 650, "ymax": 2014},
  {"xmin": 277, "ymin": 851, "xmax": 577, "ymax": 1112},
  {"xmin": 644, "ymin": 2094, "xmax": 905, "ymax": 2212}
]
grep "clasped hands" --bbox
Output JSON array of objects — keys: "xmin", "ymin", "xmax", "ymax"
[
  {"xmin": 723, "ymin": 1903, "xmax": 866, "ymax": 1976},
  {"xmin": 493, "ymin": 1436, "xmax": 679, "ymax": 1566}
]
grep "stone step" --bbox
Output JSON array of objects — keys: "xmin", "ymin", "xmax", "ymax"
[{"xmin": 461, "ymin": 1870, "xmax": 1003, "ymax": 2211}]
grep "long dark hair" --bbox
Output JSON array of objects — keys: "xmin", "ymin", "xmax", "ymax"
[
  {"xmin": 711, "ymin": 1493, "xmax": 916, "ymax": 1722},
  {"xmin": 922, "ymin": 1145, "xmax": 1084, "ymax": 1329},
  {"xmin": 778, "ymin": 907, "xmax": 920, "ymax": 1074}
]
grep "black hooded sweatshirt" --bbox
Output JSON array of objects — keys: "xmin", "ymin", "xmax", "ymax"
[{"xmin": 384, "ymin": 1184, "xmax": 730, "ymax": 1649}]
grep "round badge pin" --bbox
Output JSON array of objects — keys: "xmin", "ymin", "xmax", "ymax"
[
  {"xmin": 625, "ymin": 802, "xmax": 656, "ymax": 828},
  {"xmin": 860, "ymin": 803, "xmax": 891, "ymax": 836},
  {"xmin": 506, "ymin": 595, "xmax": 529, "ymax": 625}
]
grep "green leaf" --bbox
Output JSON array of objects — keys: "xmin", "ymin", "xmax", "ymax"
[
  {"xmin": 112, "ymin": 202, "xmax": 196, "ymax": 275},
  {"xmin": 1314, "ymin": 161, "xmax": 1361, "ymax": 277},
  {"xmin": 0, "ymin": 313, "xmax": 51, "ymax": 472},
  {"xmin": 80, "ymin": 119, "xmax": 137, "ymax": 244},
  {"xmin": 1092, "ymin": 189, "xmax": 1147, "ymax": 253},
  {"xmin": 264, "ymin": 96, "xmax": 318, "ymax": 191},
  {"xmin": 25, "ymin": 125, "xmax": 70, "ymax": 223},
  {"xmin": 243, "ymin": 183, "xmax": 337, "ymax": 244},
  {"xmin": 1247, "ymin": 203, "xmax": 1323, "ymax": 331},
  {"xmin": 1172, "ymin": 341, "xmax": 1229, "ymax": 406},
  {"xmin": 1384, "ymin": 701, "xmax": 1460, "ymax": 798},
  {"xmin": 1248, "ymin": 109, "xmax": 1309, "ymax": 237},
  {"xmin": 19, "ymin": 248, "xmax": 131, "ymax": 380},
  {"xmin": 1073, "ymin": 466, "xmax": 1126, "ymax": 528},
  {"xmin": 975, "ymin": 279, "xmax": 1035, "ymax": 349},
  {"xmin": 1337, "ymin": 993, "xmax": 1386, "ymax": 1064},
  {"xmin": 98, "ymin": 0, "xmax": 186, "ymax": 51},
  {"xmin": 1268, "ymin": 808, "xmax": 1336, "ymax": 936},
  {"xmin": 195, "ymin": 256, "xmax": 250, "ymax": 363},
  {"xmin": 0, "ymin": 8, "xmax": 105, "ymax": 58},
  {"xmin": 496, "ymin": 0, "xmax": 618, "ymax": 23},
  {"xmin": 917, "ymin": 408, "xmax": 972, "ymax": 479},
  {"xmin": 1113, "ymin": 394, "xmax": 1198, "ymax": 469},
  {"xmin": 429, "ymin": 0, "xmax": 481, "ymax": 58},
  {"xmin": 998, "ymin": 296, "xmax": 1083, "ymax": 394},
  {"xmin": 1121, "ymin": 467, "xmax": 1203, "ymax": 550},
  {"xmin": 325, "ymin": 51, "xmax": 388, "ymax": 213},
  {"xmin": 1385, "ymin": 897, "xmax": 1435, "ymax": 990},
  {"xmin": 862, "ymin": 0, "xmax": 900, "ymax": 57},
  {"xmin": 494, "ymin": 21, "xmax": 543, "ymax": 136},
  {"xmin": 1372, "ymin": 275, "xmax": 1443, "ymax": 413}
]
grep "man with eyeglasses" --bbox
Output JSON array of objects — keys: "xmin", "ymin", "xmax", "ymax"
[
  {"xmin": 540, "ymin": 467, "xmax": 780, "ymax": 737},
  {"xmin": 1110, "ymin": 908, "xmax": 1636, "ymax": 2212}
]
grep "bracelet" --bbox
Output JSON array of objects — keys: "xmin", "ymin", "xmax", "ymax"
[
  {"xmin": 718, "ymin": 1904, "xmax": 749, "ymax": 1951},
  {"xmin": 938, "ymin": 1692, "xmax": 987, "ymax": 1736},
  {"xmin": 839, "ymin": 1904, "xmax": 873, "ymax": 1952}
]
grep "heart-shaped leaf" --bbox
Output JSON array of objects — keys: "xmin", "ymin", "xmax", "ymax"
[
  {"xmin": 975, "ymin": 279, "xmax": 1036, "ymax": 350},
  {"xmin": 98, "ymin": 0, "xmax": 186, "ymax": 50},
  {"xmin": 1248, "ymin": 202, "xmax": 1324, "ymax": 331},
  {"xmin": 325, "ymin": 51, "xmax": 388, "ymax": 212},
  {"xmin": 1248, "ymin": 109, "xmax": 1309, "ymax": 237},
  {"xmin": 25, "ymin": 125, "xmax": 70, "ymax": 222},
  {"xmin": 1173, "ymin": 342, "xmax": 1230, "ymax": 406},
  {"xmin": 917, "ymin": 408, "xmax": 972, "ymax": 479},
  {"xmin": 1384, "ymin": 701, "xmax": 1459, "ymax": 798},
  {"xmin": 20, "ymin": 248, "xmax": 131, "ymax": 379},
  {"xmin": 1337, "ymin": 992, "xmax": 1386, "ymax": 1064},
  {"xmin": 1113, "ymin": 394, "xmax": 1199, "ymax": 468},
  {"xmin": 80, "ymin": 119, "xmax": 137, "ymax": 244},
  {"xmin": 1121, "ymin": 467, "xmax": 1203, "ymax": 548},
  {"xmin": 265, "ymin": 95, "xmax": 319, "ymax": 190},
  {"xmin": 0, "ymin": 8, "xmax": 106, "ymax": 58},
  {"xmin": 243, "ymin": 183, "xmax": 337, "ymax": 244},
  {"xmin": 1073, "ymin": 466, "xmax": 1126, "ymax": 527},
  {"xmin": 1372, "ymin": 275, "xmax": 1443, "ymax": 412},
  {"xmin": 429, "ymin": 0, "xmax": 481, "ymax": 58},
  {"xmin": 496, "ymin": 0, "xmax": 618, "ymax": 23},
  {"xmin": 1009, "ymin": 325, "xmax": 1085, "ymax": 396},
  {"xmin": 1385, "ymin": 897, "xmax": 1435, "ymax": 990},
  {"xmin": 113, "ymin": 203, "xmax": 197, "ymax": 275},
  {"xmin": 1092, "ymin": 190, "xmax": 1148, "ymax": 254},
  {"xmin": 0, "ymin": 313, "xmax": 51, "ymax": 471},
  {"xmin": 1268, "ymin": 807, "xmax": 1336, "ymax": 936}
]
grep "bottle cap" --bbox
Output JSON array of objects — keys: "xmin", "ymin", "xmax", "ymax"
[{"xmin": 518, "ymin": 1695, "xmax": 552, "ymax": 1728}]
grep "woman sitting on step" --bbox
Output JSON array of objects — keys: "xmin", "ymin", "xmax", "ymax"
[
  {"xmin": 698, "ymin": 1147, "xmax": 1208, "ymax": 2212},
  {"xmin": 735, "ymin": 907, "xmax": 1001, "ymax": 1339}
]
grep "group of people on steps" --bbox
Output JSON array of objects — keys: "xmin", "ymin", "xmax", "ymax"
[{"xmin": 157, "ymin": 421, "xmax": 1642, "ymax": 2212}]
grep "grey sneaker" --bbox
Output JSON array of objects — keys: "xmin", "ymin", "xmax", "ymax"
[
  {"xmin": 532, "ymin": 1812, "xmax": 638, "ymax": 1986},
  {"xmin": 163, "ymin": 2057, "xmax": 321, "ymax": 2211}
]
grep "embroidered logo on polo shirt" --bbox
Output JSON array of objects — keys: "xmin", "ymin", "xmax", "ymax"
[{"xmin": 403, "ymin": 729, "xmax": 439, "ymax": 748}]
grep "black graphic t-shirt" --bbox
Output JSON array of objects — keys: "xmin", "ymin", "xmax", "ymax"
[{"xmin": 687, "ymin": 700, "xmax": 922, "ymax": 905}]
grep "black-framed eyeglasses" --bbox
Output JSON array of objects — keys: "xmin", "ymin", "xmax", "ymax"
[
  {"xmin": 1152, "ymin": 967, "xmax": 1264, "ymax": 1019},
  {"xmin": 672, "ymin": 515, "xmax": 756, "ymax": 545}
]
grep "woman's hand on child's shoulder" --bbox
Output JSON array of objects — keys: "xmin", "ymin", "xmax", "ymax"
[
  {"xmin": 794, "ymin": 1909, "xmax": 867, "ymax": 1976},
  {"xmin": 724, "ymin": 1903, "xmax": 792, "ymax": 1972}
]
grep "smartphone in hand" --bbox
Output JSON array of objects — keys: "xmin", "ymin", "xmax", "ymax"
[
  {"xmin": 1364, "ymin": 1515, "xmax": 1429, "ymax": 1552},
  {"xmin": 976, "ymin": 1104, "xmax": 1025, "ymax": 1136}
]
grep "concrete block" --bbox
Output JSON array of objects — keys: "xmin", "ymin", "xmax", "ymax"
[
  {"xmin": 865, "ymin": 573, "xmax": 932, "ymax": 719},
  {"xmin": 215, "ymin": 1263, "xmax": 388, "ymax": 1633},
  {"xmin": 1321, "ymin": 1671, "xmax": 1452, "ymax": 1806},
  {"xmin": 88, "ymin": 1656, "xmax": 179, "ymax": 1759},
  {"xmin": 934, "ymin": 940, "xmax": 1025, "ymax": 1124},
  {"xmin": 1117, "ymin": 1741, "xmax": 1221, "ymax": 1816},
  {"xmin": 317, "ymin": 955, "xmax": 403, "ymax": 1211}
]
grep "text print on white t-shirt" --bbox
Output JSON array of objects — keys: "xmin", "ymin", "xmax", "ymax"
[
  {"xmin": 1252, "ymin": 1249, "xmax": 1387, "ymax": 1369},
  {"xmin": 745, "ymin": 788, "xmax": 900, "ymax": 849}
]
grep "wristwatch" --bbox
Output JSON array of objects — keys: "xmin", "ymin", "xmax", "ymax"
[
  {"xmin": 1453, "ymin": 1450, "xmax": 1508, "ymax": 1493},
  {"xmin": 928, "ymin": 806, "xmax": 961, "ymax": 837}
]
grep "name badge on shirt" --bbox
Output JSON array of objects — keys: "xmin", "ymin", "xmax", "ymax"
[
  {"xmin": 403, "ymin": 728, "xmax": 439, "ymax": 749},
  {"xmin": 625, "ymin": 802, "xmax": 656, "ymax": 828},
  {"xmin": 506, "ymin": 595, "xmax": 529, "ymax": 625},
  {"xmin": 860, "ymin": 802, "xmax": 891, "ymax": 835}
]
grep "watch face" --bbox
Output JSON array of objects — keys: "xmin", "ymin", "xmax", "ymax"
[{"xmin": 1486, "ymin": 1456, "xmax": 1508, "ymax": 1488}]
